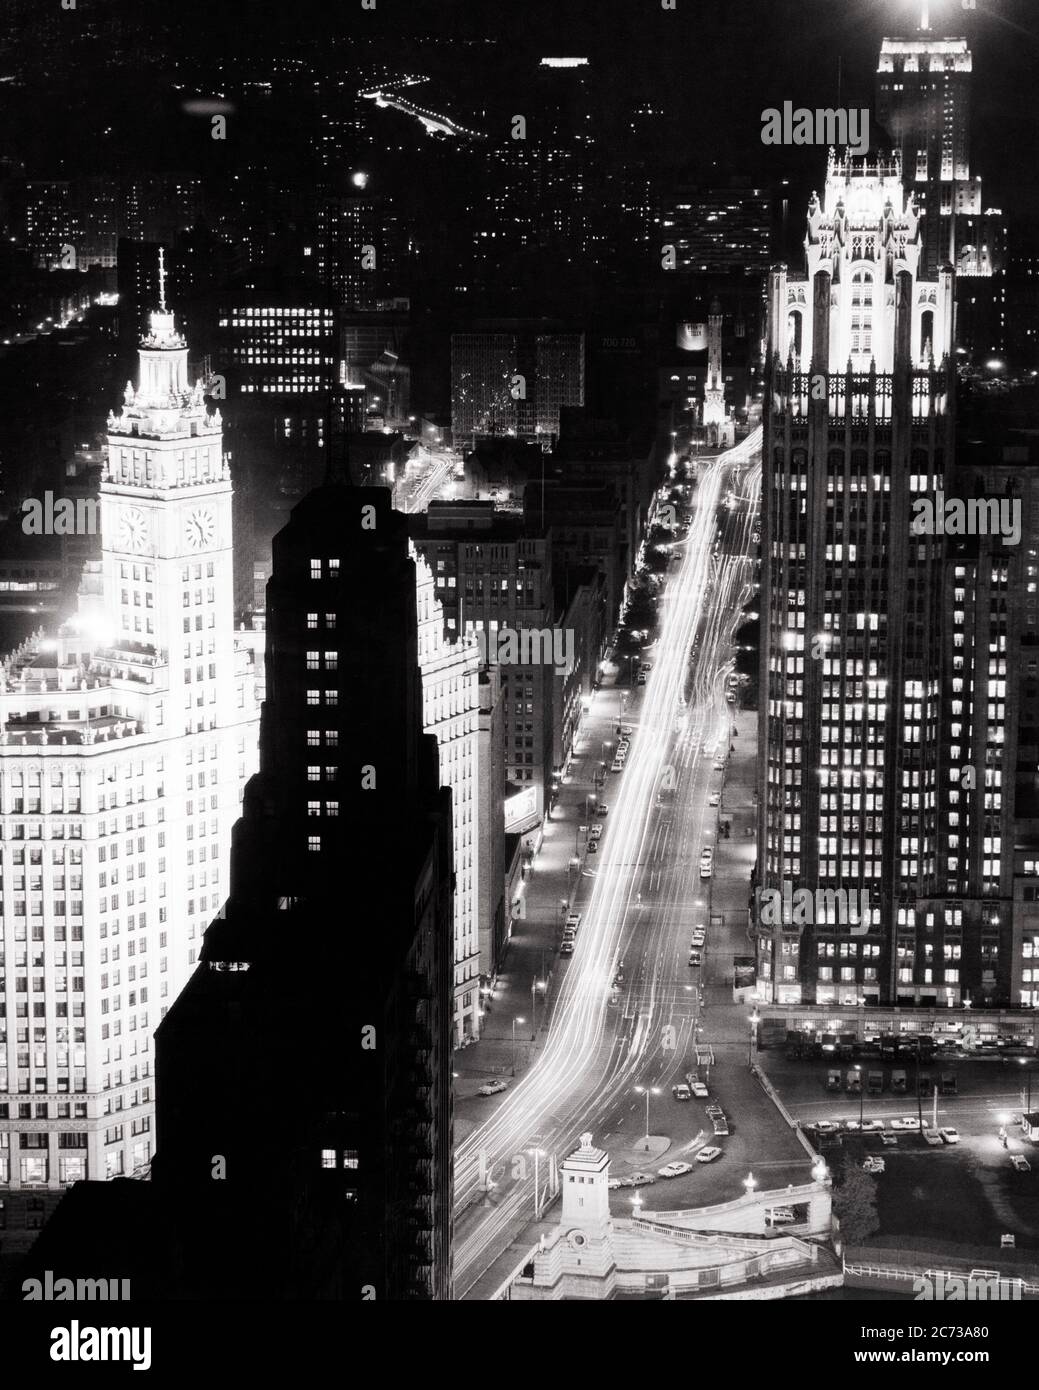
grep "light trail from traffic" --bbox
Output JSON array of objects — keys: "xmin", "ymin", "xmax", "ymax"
[{"xmin": 453, "ymin": 429, "xmax": 762, "ymax": 1295}]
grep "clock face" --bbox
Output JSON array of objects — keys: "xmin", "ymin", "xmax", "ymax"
[
  {"xmin": 118, "ymin": 507, "xmax": 148, "ymax": 554},
  {"xmin": 185, "ymin": 507, "xmax": 215, "ymax": 551}
]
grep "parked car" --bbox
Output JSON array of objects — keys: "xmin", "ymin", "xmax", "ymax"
[
  {"xmin": 629, "ymin": 1172, "xmax": 656, "ymax": 1187},
  {"xmin": 842, "ymin": 1120, "xmax": 862, "ymax": 1132},
  {"xmin": 688, "ymin": 950, "xmax": 702, "ymax": 967},
  {"xmin": 594, "ymin": 802, "xmax": 608, "ymax": 815},
  {"xmin": 560, "ymin": 941, "xmax": 575, "ymax": 956},
  {"xmin": 712, "ymin": 760, "xmax": 726, "ymax": 772},
  {"xmin": 767, "ymin": 1207, "xmax": 796, "ymax": 1226},
  {"xmin": 1011, "ymin": 1154, "xmax": 1031, "ymax": 1172},
  {"xmin": 826, "ymin": 1069, "xmax": 842, "ymax": 1092},
  {"xmin": 566, "ymin": 912, "xmax": 582, "ymax": 930},
  {"xmin": 705, "ymin": 1104, "xmax": 723, "ymax": 1117},
  {"xmin": 879, "ymin": 1132, "xmax": 899, "ymax": 1146},
  {"xmin": 658, "ymin": 1161, "xmax": 694, "ymax": 1179},
  {"xmin": 939, "ymin": 1128, "xmax": 960, "ymax": 1144},
  {"xmin": 891, "ymin": 1116, "xmax": 929, "ymax": 1131},
  {"xmin": 590, "ymin": 824, "xmax": 604, "ymax": 839},
  {"xmin": 691, "ymin": 1082, "xmax": 709, "ymax": 1098},
  {"xmin": 477, "ymin": 1079, "xmax": 509, "ymax": 1097},
  {"xmin": 611, "ymin": 760, "xmax": 624, "ymax": 773},
  {"xmin": 862, "ymin": 1157, "xmax": 886, "ymax": 1174},
  {"xmin": 697, "ymin": 1146, "xmax": 723, "ymax": 1164},
  {"xmin": 672, "ymin": 1084, "xmax": 692, "ymax": 1102},
  {"xmin": 587, "ymin": 840, "xmax": 598, "ymax": 854},
  {"xmin": 607, "ymin": 1177, "xmax": 625, "ymax": 1190},
  {"xmin": 699, "ymin": 848, "xmax": 714, "ymax": 880},
  {"xmin": 1002, "ymin": 1233, "xmax": 1017, "ymax": 1247},
  {"xmin": 637, "ymin": 673, "xmax": 647, "ymax": 686},
  {"xmin": 813, "ymin": 1121, "xmax": 841, "ymax": 1135},
  {"xmin": 708, "ymin": 792, "xmax": 720, "ymax": 807},
  {"xmin": 712, "ymin": 1115, "xmax": 730, "ymax": 1136},
  {"xmin": 859, "ymin": 1119, "xmax": 885, "ymax": 1133},
  {"xmin": 923, "ymin": 1131, "xmax": 944, "ymax": 1146}
]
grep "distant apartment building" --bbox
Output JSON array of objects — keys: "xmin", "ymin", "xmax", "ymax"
[
  {"xmin": 25, "ymin": 176, "xmax": 203, "ymax": 273},
  {"xmin": 877, "ymin": 34, "xmax": 978, "ymax": 279},
  {"xmin": 410, "ymin": 501, "xmax": 556, "ymax": 831},
  {"xmin": 451, "ymin": 326, "xmax": 584, "ymax": 450},
  {"xmin": 524, "ymin": 480, "xmax": 624, "ymax": 633},
  {"xmin": 658, "ymin": 181, "xmax": 772, "ymax": 276}
]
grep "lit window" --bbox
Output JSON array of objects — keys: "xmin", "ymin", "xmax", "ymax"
[{"xmin": 308, "ymin": 836, "xmax": 321, "ymax": 853}]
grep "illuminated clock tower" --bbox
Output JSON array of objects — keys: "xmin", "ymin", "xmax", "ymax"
[{"xmin": 101, "ymin": 255, "xmax": 236, "ymax": 732}]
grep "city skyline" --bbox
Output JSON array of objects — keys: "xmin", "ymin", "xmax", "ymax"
[{"xmin": 1, "ymin": 0, "xmax": 1039, "ymax": 1351}]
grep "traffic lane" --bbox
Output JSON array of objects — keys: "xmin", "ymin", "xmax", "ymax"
[{"xmin": 454, "ymin": 455, "xmax": 733, "ymax": 1221}]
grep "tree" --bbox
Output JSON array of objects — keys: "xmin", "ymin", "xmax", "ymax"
[{"xmin": 832, "ymin": 1157, "xmax": 880, "ymax": 1245}]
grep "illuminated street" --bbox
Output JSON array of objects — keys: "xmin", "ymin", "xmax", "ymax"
[{"xmin": 453, "ymin": 429, "xmax": 764, "ymax": 1294}]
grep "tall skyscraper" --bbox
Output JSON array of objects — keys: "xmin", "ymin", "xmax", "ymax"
[
  {"xmin": 876, "ymin": 29, "xmax": 980, "ymax": 277},
  {"xmin": 153, "ymin": 485, "xmax": 454, "ymax": 1299},
  {"xmin": 756, "ymin": 149, "xmax": 955, "ymax": 1006},
  {"xmin": 0, "ymin": 284, "xmax": 260, "ymax": 1188}
]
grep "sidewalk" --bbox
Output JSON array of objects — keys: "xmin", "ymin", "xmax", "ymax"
[{"xmin": 453, "ymin": 665, "xmax": 632, "ymax": 1139}]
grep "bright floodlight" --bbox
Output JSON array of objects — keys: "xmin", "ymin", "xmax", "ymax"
[{"xmin": 351, "ymin": 171, "xmax": 369, "ymax": 188}]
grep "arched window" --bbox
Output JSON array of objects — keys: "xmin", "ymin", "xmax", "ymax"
[
  {"xmin": 920, "ymin": 309, "xmax": 934, "ymax": 362},
  {"xmin": 787, "ymin": 309, "xmax": 803, "ymax": 358},
  {"xmin": 850, "ymin": 271, "xmax": 874, "ymax": 362}
]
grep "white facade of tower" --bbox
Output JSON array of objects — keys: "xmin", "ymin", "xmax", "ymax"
[
  {"xmin": 413, "ymin": 547, "xmax": 483, "ymax": 1045},
  {"xmin": 0, "ymin": 300, "xmax": 259, "ymax": 1190},
  {"xmin": 772, "ymin": 151, "xmax": 954, "ymax": 384}
]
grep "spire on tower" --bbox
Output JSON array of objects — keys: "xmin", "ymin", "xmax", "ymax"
[{"xmin": 158, "ymin": 247, "xmax": 167, "ymax": 314}]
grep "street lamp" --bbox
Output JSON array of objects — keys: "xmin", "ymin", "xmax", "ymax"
[
  {"xmin": 748, "ymin": 1010, "xmax": 760, "ymax": 1065},
  {"xmin": 511, "ymin": 1017, "xmax": 526, "ymax": 1076},
  {"xmin": 743, "ymin": 1172, "xmax": 757, "ymax": 1195},
  {"xmin": 634, "ymin": 1084, "xmax": 661, "ymax": 1151},
  {"xmin": 1019, "ymin": 1057, "xmax": 1033, "ymax": 1111},
  {"xmin": 531, "ymin": 977, "xmax": 544, "ymax": 1039},
  {"xmin": 811, "ymin": 1156, "xmax": 829, "ymax": 1185}
]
